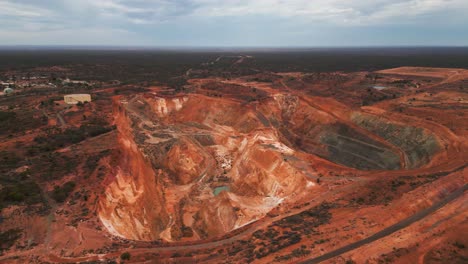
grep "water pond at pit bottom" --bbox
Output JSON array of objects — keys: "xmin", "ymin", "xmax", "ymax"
[{"xmin": 213, "ymin": 186, "xmax": 230, "ymax": 196}]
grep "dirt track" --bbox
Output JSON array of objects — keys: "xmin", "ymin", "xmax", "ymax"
[{"xmin": 300, "ymin": 184, "xmax": 468, "ymax": 264}]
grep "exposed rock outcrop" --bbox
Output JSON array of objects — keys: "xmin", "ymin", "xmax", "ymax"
[{"xmin": 98, "ymin": 92, "xmax": 444, "ymax": 242}]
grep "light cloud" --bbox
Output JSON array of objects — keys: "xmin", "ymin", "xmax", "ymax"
[
  {"xmin": 0, "ymin": 1, "xmax": 51, "ymax": 17},
  {"xmin": 0, "ymin": 0, "xmax": 467, "ymax": 46},
  {"xmin": 189, "ymin": 0, "xmax": 468, "ymax": 25}
]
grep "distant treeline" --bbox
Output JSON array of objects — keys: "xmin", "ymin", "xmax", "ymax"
[{"xmin": 1, "ymin": 47, "xmax": 468, "ymax": 84}]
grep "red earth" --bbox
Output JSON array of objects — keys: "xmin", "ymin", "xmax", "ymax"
[{"xmin": 0, "ymin": 67, "xmax": 466, "ymax": 263}]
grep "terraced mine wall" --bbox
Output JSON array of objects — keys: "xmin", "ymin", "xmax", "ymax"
[
  {"xmin": 351, "ymin": 112, "xmax": 440, "ymax": 169},
  {"xmin": 319, "ymin": 124, "xmax": 401, "ymax": 170},
  {"xmin": 266, "ymin": 96, "xmax": 402, "ymax": 171}
]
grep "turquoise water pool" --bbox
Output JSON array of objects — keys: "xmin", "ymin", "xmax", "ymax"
[{"xmin": 213, "ymin": 186, "xmax": 230, "ymax": 196}]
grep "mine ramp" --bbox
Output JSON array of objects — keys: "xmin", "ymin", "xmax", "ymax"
[{"xmin": 300, "ymin": 183, "xmax": 468, "ymax": 264}]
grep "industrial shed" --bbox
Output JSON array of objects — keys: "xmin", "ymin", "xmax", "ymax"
[{"xmin": 64, "ymin": 94, "xmax": 92, "ymax": 105}]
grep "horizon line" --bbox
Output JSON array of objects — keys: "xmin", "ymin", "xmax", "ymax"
[{"xmin": 1, "ymin": 45, "xmax": 468, "ymax": 51}]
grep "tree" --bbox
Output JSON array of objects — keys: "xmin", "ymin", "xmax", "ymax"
[{"xmin": 121, "ymin": 252, "xmax": 131, "ymax": 260}]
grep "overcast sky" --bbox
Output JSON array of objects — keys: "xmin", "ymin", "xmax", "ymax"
[{"xmin": 1, "ymin": 0, "xmax": 467, "ymax": 47}]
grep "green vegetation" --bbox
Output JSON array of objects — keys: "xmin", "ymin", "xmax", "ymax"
[
  {"xmin": 29, "ymin": 124, "xmax": 114, "ymax": 155},
  {"xmin": 2, "ymin": 49, "xmax": 468, "ymax": 86},
  {"xmin": 0, "ymin": 151, "xmax": 21, "ymax": 173},
  {"xmin": 222, "ymin": 203, "xmax": 334, "ymax": 262},
  {"xmin": 40, "ymin": 96, "xmax": 63, "ymax": 107},
  {"xmin": 171, "ymin": 252, "xmax": 182, "ymax": 258},
  {"xmin": 0, "ymin": 180, "xmax": 42, "ymax": 209},
  {"xmin": 0, "ymin": 228, "xmax": 22, "ymax": 252},
  {"xmin": 181, "ymin": 225, "xmax": 194, "ymax": 237},
  {"xmin": 84, "ymin": 150, "xmax": 110, "ymax": 178},
  {"xmin": 31, "ymin": 152, "xmax": 79, "ymax": 181},
  {"xmin": 0, "ymin": 111, "xmax": 16, "ymax": 122},
  {"xmin": 0, "ymin": 171, "xmax": 43, "ymax": 209},
  {"xmin": 120, "ymin": 252, "xmax": 131, "ymax": 261},
  {"xmin": 51, "ymin": 181, "xmax": 76, "ymax": 203},
  {"xmin": 391, "ymin": 179, "xmax": 406, "ymax": 191},
  {"xmin": 453, "ymin": 241, "xmax": 465, "ymax": 249},
  {"xmin": 276, "ymin": 202, "xmax": 333, "ymax": 232},
  {"xmin": 0, "ymin": 110, "xmax": 45, "ymax": 136},
  {"xmin": 315, "ymin": 238, "xmax": 330, "ymax": 244}
]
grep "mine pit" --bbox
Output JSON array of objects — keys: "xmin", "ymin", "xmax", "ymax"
[{"xmin": 97, "ymin": 82, "xmax": 448, "ymax": 243}]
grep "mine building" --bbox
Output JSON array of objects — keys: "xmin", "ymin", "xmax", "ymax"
[
  {"xmin": 63, "ymin": 78, "xmax": 89, "ymax": 86},
  {"xmin": 64, "ymin": 94, "xmax": 92, "ymax": 105},
  {"xmin": 1, "ymin": 82, "xmax": 14, "ymax": 88},
  {"xmin": 3, "ymin": 87, "xmax": 14, "ymax": 95}
]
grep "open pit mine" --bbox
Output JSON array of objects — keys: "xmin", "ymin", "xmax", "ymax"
[
  {"xmin": 98, "ymin": 84, "xmax": 448, "ymax": 243},
  {"xmin": 93, "ymin": 66, "xmax": 467, "ymax": 261},
  {"xmin": 1, "ymin": 66, "xmax": 466, "ymax": 264}
]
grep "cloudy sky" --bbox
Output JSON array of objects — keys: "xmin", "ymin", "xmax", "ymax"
[{"xmin": 1, "ymin": 0, "xmax": 467, "ymax": 47}]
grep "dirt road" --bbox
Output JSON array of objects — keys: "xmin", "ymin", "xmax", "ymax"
[{"xmin": 300, "ymin": 184, "xmax": 467, "ymax": 264}]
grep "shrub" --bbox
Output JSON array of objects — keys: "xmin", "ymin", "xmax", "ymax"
[
  {"xmin": 0, "ymin": 228, "xmax": 22, "ymax": 251},
  {"xmin": 0, "ymin": 151, "xmax": 21, "ymax": 172},
  {"xmin": 453, "ymin": 241, "xmax": 465, "ymax": 249},
  {"xmin": 0, "ymin": 111, "xmax": 16, "ymax": 122},
  {"xmin": 0, "ymin": 180, "xmax": 42, "ymax": 209},
  {"xmin": 51, "ymin": 181, "xmax": 76, "ymax": 203},
  {"xmin": 31, "ymin": 124, "xmax": 113, "ymax": 154},
  {"xmin": 120, "ymin": 252, "xmax": 131, "ymax": 260}
]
